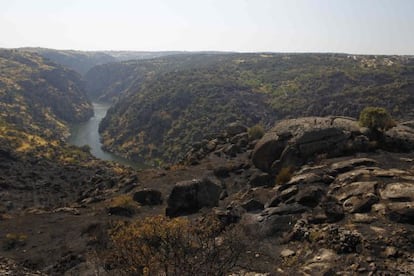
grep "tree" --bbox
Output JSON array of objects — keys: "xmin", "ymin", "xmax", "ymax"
[{"xmin": 358, "ymin": 107, "xmax": 395, "ymax": 131}]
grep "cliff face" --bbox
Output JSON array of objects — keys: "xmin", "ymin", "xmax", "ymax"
[{"xmin": 0, "ymin": 49, "xmax": 93, "ymax": 138}]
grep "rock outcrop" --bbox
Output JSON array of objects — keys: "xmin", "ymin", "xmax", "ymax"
[{"xmin": 252, "ymin": 116, "xmax": 414, "ymax": 174}]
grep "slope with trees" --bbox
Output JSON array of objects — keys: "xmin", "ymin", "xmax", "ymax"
[
  {"xmin": 0, "ymin": 49, "xmax": 93, "ymax": 138},
  {"xmin": 97, "ymin": 53, "xmax": 414, "ymax": 164}
]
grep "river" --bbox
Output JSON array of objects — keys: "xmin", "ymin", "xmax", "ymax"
[{"xmin": 68, "ymin": 102, "xmax": 141, "ymax": 168}]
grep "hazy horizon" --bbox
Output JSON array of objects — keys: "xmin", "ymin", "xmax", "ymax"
[{"xmin": 1, "ymin": 0, "xmax": 414, "ymax": 55}]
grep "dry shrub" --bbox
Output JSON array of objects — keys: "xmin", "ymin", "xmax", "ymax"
[
  {"xmin": 109, "ymin": 195, "xmax": 140, "ymax": 209},
  {"xmin": 98, "ymin": 215, "xmax": 246, "ymax": 275},
  {"xmin": 3, "ymin": 233, "xmax": 27, "ymax": 250},
  {"xmin": 248, "ymin": 124, "xmax": 265, "ymax": 141},
  {"xmin": 107, "ymin": 195, "xmax": 141, "ymax": 216},
  {"xmin": 168, "ymin": 164, "xmax": 187, "ymax": 171},
  {"xmin": 276, "ymin": 167, "xmax": 294, "ymax": 185}
]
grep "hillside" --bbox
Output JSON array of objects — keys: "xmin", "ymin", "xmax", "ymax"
[
  {"xmin": 84, "ymin": 53, "xmax": 233, "ymax": 101},
  {"xmin": 0, "ymin": 49, "xmax": 93, "ymax": 138},
  {"xmin": 97, "ymin": 53, "xmax": 414, "ymax": 164},
  {"xmin": 21, "ymin": 48, "xmax": 190, "ymax": 75},
  {"xmin": 0, "ymin": 49, "xmax": 142, "ymax": 274},
  {"xmin": 20, "ymin": 47, "xmax": 117, "ymax": 75}
]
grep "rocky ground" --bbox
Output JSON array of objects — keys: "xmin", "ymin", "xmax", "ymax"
[{"xmin": 2, "ymin": 116, "xmax": 414, "ymax": 275}]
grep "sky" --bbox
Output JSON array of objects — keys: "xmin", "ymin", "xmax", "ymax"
[{"xmin": 0, "ymin": 0, "xmax": 413, "ymax": 55}]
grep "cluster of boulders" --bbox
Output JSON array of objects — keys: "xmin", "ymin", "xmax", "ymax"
[{"xmin": 166, "ymin": 117, "xmax": 414, "ymax": 223}]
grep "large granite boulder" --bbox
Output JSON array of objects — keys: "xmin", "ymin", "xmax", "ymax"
[
  {"xmin": 252, "ymin": 117, "xmax": 363, "ymax": 173},
  {"xmin": 384, "ymin": 125, "xmax": 414, "ymax": 151},
  {"xmin": 166, "ymin": 177, "xmax": 222, "ymax": 217}
]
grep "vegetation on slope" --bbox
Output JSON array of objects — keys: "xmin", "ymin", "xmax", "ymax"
[
  {"xmin": 22, "ymin": 47, "xmax": 189, "ymax": 76},
  {"xmin": 84, "ymin": 53, "xmax": 233, "ymax": 101},
  {"xmin": 97, "ymin": 53, "xmax": 414, "ymax": 164},
  {"xmin": 0, "ymin": 50, "xmax": 138, "ymax": 213},
  {"xmin": 0, "ymin": 49, "xmax": 93, "ymax": 139},
  {"xmin": 20, "ymin": 47, "xmax": 117, "ymax": 75}
]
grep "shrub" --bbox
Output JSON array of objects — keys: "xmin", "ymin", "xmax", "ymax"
[
  {"xmin": 248, "ymin": 124, "xmax": 265, "ymax": 141},
  {"xmin": 3, "ymin": 233, "xmax": 27, "ymax": 250},
  {"xmin": 358, "ymin": 107, "xmax": 395, "ymax": 131},
  {"xmin": 99, "ymin": 215, "xmax": 245, "ymax": 275},
  {"xmin": 276, "ymin": 167, "xmax": 293, "ymax": 185},
  {"xmin": 107, "ymin": 195, "xmax": 140, "ymax": 217}
]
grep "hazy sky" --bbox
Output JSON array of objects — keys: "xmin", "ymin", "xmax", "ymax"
[{"xmin": 1, "ymin": 0, "xmax": 413, "ymax": 54}]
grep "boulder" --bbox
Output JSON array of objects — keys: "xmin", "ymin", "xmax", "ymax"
[
  {"xmin": 380, "ymin": 182, "xmax": 414, "ymax": 201},
  {"xmin": 133, "ymin": 189, "xmax": 162, "ymax": 206},
  {"xmin": 252, "ymin": 117, "xmax": 362, "ymax": 172},
  {"xmin": 252, "ymin": 133, "xmax": 288, "ymax": 172},
  {"xmin": 166, "ymin": 177, "xmax": 222, "ymax": 217},
  {"xmin": 331, "ymin": 181, "xmax": 378, "ymax": 201},
  {"xmin": 332, "ymin": 168, "xmax": 373, "ymax": 186},
  {"xmin": 295, "ymin": 185, "xmax": 325, "ymax": 207},
  {"xmin": 241, "ymin": 199, "xmax": 264, "ymax": 212},
  {"xmin": 342, "ymin": 194, "xmax": 379, "ymax": 213},
  {"xmin": 385, "ymin": 125, "xmax": 414, "ymax": 151},
  {"xmin": 285, "ymin": 172, "xmax": 324, "ymax": 186},
  {"xmin": 330, "ymin": 158, "xmax": 378, "ymax": 174},
  {"xmin": 263, "ymin": 203, "xmax": 309, "ymax": 216},
  {"xmin": 249, "ymin": 171, "xmax": 273, "ymax": 187},
  {"xmin": 230, "ymin": 132, "xmax": 249, "ymax": 144},
  {"xmin": 278, "ymin": 185, "xmax": 299, "ymax": 202},
  {"xmin": 387, "ymin": 202, "xmax": 414, "ymax": 224}
]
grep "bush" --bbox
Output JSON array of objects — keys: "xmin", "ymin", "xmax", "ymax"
[
  {"xmin": 248, "ymin": 124, "xmax": 265, "ymax": 141},
  {"xmin": 359, "ymin": 107, "xmax": 395, "ymax": 131},
  {"xmin": 98, "ymin": 215, "xmax": 245, "ymax": 275},
  {"xmin": 106, "ymin": 195, "xmax": 140, "ymax": 217},
  {"xmin": 3, "ymin": 233, "xmax": 27, "ymax": 251},
  {"xmin": 276, "ymin": 167, "xmax": 293, "ymax": 185}
]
